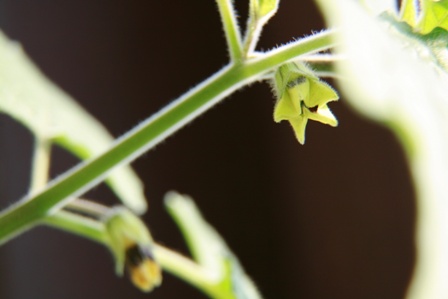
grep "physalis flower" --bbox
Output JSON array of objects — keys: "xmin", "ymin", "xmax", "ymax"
[{"xmin": 272, "ymin": 62, "xmax": 339, "ymax": 144}]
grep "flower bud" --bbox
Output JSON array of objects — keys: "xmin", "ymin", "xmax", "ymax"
[
  {"xmin": 272, "ymin": 62, "xmax": 339, "ymax": 144},
  {"xmin": 103, "ymin": 207, "xmax": 162, "ymax": 292}
]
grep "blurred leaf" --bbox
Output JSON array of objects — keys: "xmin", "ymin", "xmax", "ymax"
[
  {"xmin": 0, "ymin": 31, "xmax": 147, "ymax": 214},
  {"xmin": 165, "ymin": 192, "xmax": 261, "ymax": 299},
  {"xmin": 380, "ymin": 12, "xmax": 448, "ymax": 72},
  {"xmin": 315, "ymin": 0, "xmax": 448, "ymax": 298}
]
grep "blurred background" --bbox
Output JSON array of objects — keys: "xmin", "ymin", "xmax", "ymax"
[{"xmin": 0, "ymin": 1, "xmax": 415, "ymax": 298}]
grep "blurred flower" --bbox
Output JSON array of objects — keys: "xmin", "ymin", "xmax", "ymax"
[{"xmin": 103, "ymin": 207, "xmax": 162, "ymax": 292}]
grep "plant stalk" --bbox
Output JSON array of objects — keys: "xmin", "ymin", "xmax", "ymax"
[
  {"xmin": 215, "ymin": 0, "xmax": 243, "ymax": 62},
  {"xmin": 0, "ymin": 29, "xmax": 336, "ymax": 244},
  {"xmin": 43, "ymin": 209, "xmax": 227, "ymax": 299}
]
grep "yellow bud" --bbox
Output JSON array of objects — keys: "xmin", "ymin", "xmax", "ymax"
[
  {"xmin": 125, "ymin": 244, "xmax": 162, "ymax": 292},
  {"xmin": 103, "ymin": 207, "xmax": 162, "ymax": 292}
]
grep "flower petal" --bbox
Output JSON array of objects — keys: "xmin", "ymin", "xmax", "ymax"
[
  {"xmin": 287, "ymin": 77, "xmax": 310, "ymax": 112},
  {"xmin": 305, "ymin": 79, "xmax": 339, "ymax": 108},
  {"xmin": 305, "ymin": 105, "xmax": 338, "ymax": 126},
  {"xmin": 289, "ymin": 116, "xmax": 308, "ymax": 144},
  {"xmin": 274, "ymin": 92, "xmax": 298, "ymax": 122}
]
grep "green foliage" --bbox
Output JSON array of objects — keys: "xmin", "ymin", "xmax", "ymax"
[
  {"xmin": 8, "ymin": 0, "xmax": 447, "ymax": 298},
  {"xmin": 315, "ymin": 0, "xmax": 448, "ymax": 298},
  {"xmin": 0, "ymin": 31, "xmax": 146, "ymax": 214},
  {"xmin": 0, "ymin": 0, "xmax": 338, "ymax": 296}
]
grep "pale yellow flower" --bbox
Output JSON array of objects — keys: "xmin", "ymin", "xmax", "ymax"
[{"xmin": 273, "ymin": 63, "xmax": 338, "ymax": 144}]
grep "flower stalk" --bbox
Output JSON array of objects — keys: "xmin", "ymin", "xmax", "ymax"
[{"xmin": 0, "ymin": 29, "xmax": 337, "ymax": 245}]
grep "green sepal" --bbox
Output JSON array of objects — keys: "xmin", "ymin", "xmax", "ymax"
[
  {"xmin": 306, "ymin": 79, "xmax": 339, "ymax": 108},
  {"xmin": 103, "ymin": 207, "xmax": 154, "ymax": 275},
  {"xmin": 304, "ymin": 105, "xmax": 338, "ymax": 127},
  {"xmin": 273, "ymin": 78, "xmax": 309, "ymax": 122},
  {"xmin": 273, "ymin": 90, "xmax": 299, "ymax": 122},
  {"xmin": 273, "ymin": 62, "xmax": 316, "ymax": 97},
  {"xmin": 289, "ymin": 116, "xmax": 308, "ymax": 144}
]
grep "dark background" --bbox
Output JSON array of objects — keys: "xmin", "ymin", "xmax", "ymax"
[{"xmin": 0, "ymin": 1, "xmax": 415, "ymax": 299}]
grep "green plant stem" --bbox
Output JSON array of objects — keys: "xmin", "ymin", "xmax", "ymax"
[
  {"xmin": 242, "ymin": 8, "xmax": 262, "ymax": 58},
  {"xmin": 0, "ymin": 29, "xmax": 336, "ymax": 244},
  {"xmin": 303, "ymin": 54, "xmax": 345, "ymax": 79},
  {"xmin": 154, "ymin": 246, "xmax": 223, "ymax": 299},
  {"xmin": 64, "ymin": 198, "xmax": 110, "ymax": 218},
  {"xmin": 43, "ymin": 211, "xmax": 225, "ymax": 299},
  {"xmin": 242, "ymin": 22, "xmax": 259, "ymax": 58},
  {"xmin": 44, "ymin": 210, "xmax": 108, "ymax": 244},
  {"xmin": 215, "ymin": 0, "xmax": 243, "ymax": 62}
]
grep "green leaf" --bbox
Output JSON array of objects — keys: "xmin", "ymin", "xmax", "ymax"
[
  {"xmin": 380, "ymin": 12, "xmax": 448, "ymax": 73},
  {"xmin": 165, "ymin": 192, "xmax": 261, "ymax": 299},
  {"xmin": 418, "ymin": 0, "xmax": 448, "ymax": 34},
  {"xmin": 315, "ymin": 0, "xmax": 448, "ymax": 298},
  {"xmin": 0, "ymin": 31, "xmax": 147, "ymax": 214}
]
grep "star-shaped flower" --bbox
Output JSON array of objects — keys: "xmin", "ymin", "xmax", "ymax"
[{"xmin": 272, "ymin": 62, "xmax": 339, "ymax": 144}]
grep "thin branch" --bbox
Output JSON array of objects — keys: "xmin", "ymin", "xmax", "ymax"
[
  {"xmin": 0, "ymin": 29, "xmax": 337, "ymax": 245},
  {"xmin": 43, "ymin": 206, "xmax": 223, "ymax": 298},
  {"xmin": 298, "ymin": 53, "xmax": 346, "ymax": 79},
  {"xmin": 63, "ymin": 198, "xmax": 110, "ymax": 219},
  {"xmin": 215, "ymin": 0, "xmax": 243, "ymax": 62},
  {"xmin": 43, "ymin": 210, "xmax": 108, "ymax": 244}
]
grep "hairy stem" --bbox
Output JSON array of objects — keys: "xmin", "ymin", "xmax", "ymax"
[
  {"xmin": 0, "ymin": 29, "xmax": 336, "ymax": 244},
  {"xmin": 43, "ymin": 209, "xmax": 225, "ymax": 298},
  {"xmin": 215, "ymin": 0, "xmax": 243, "ymax": 62}
]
